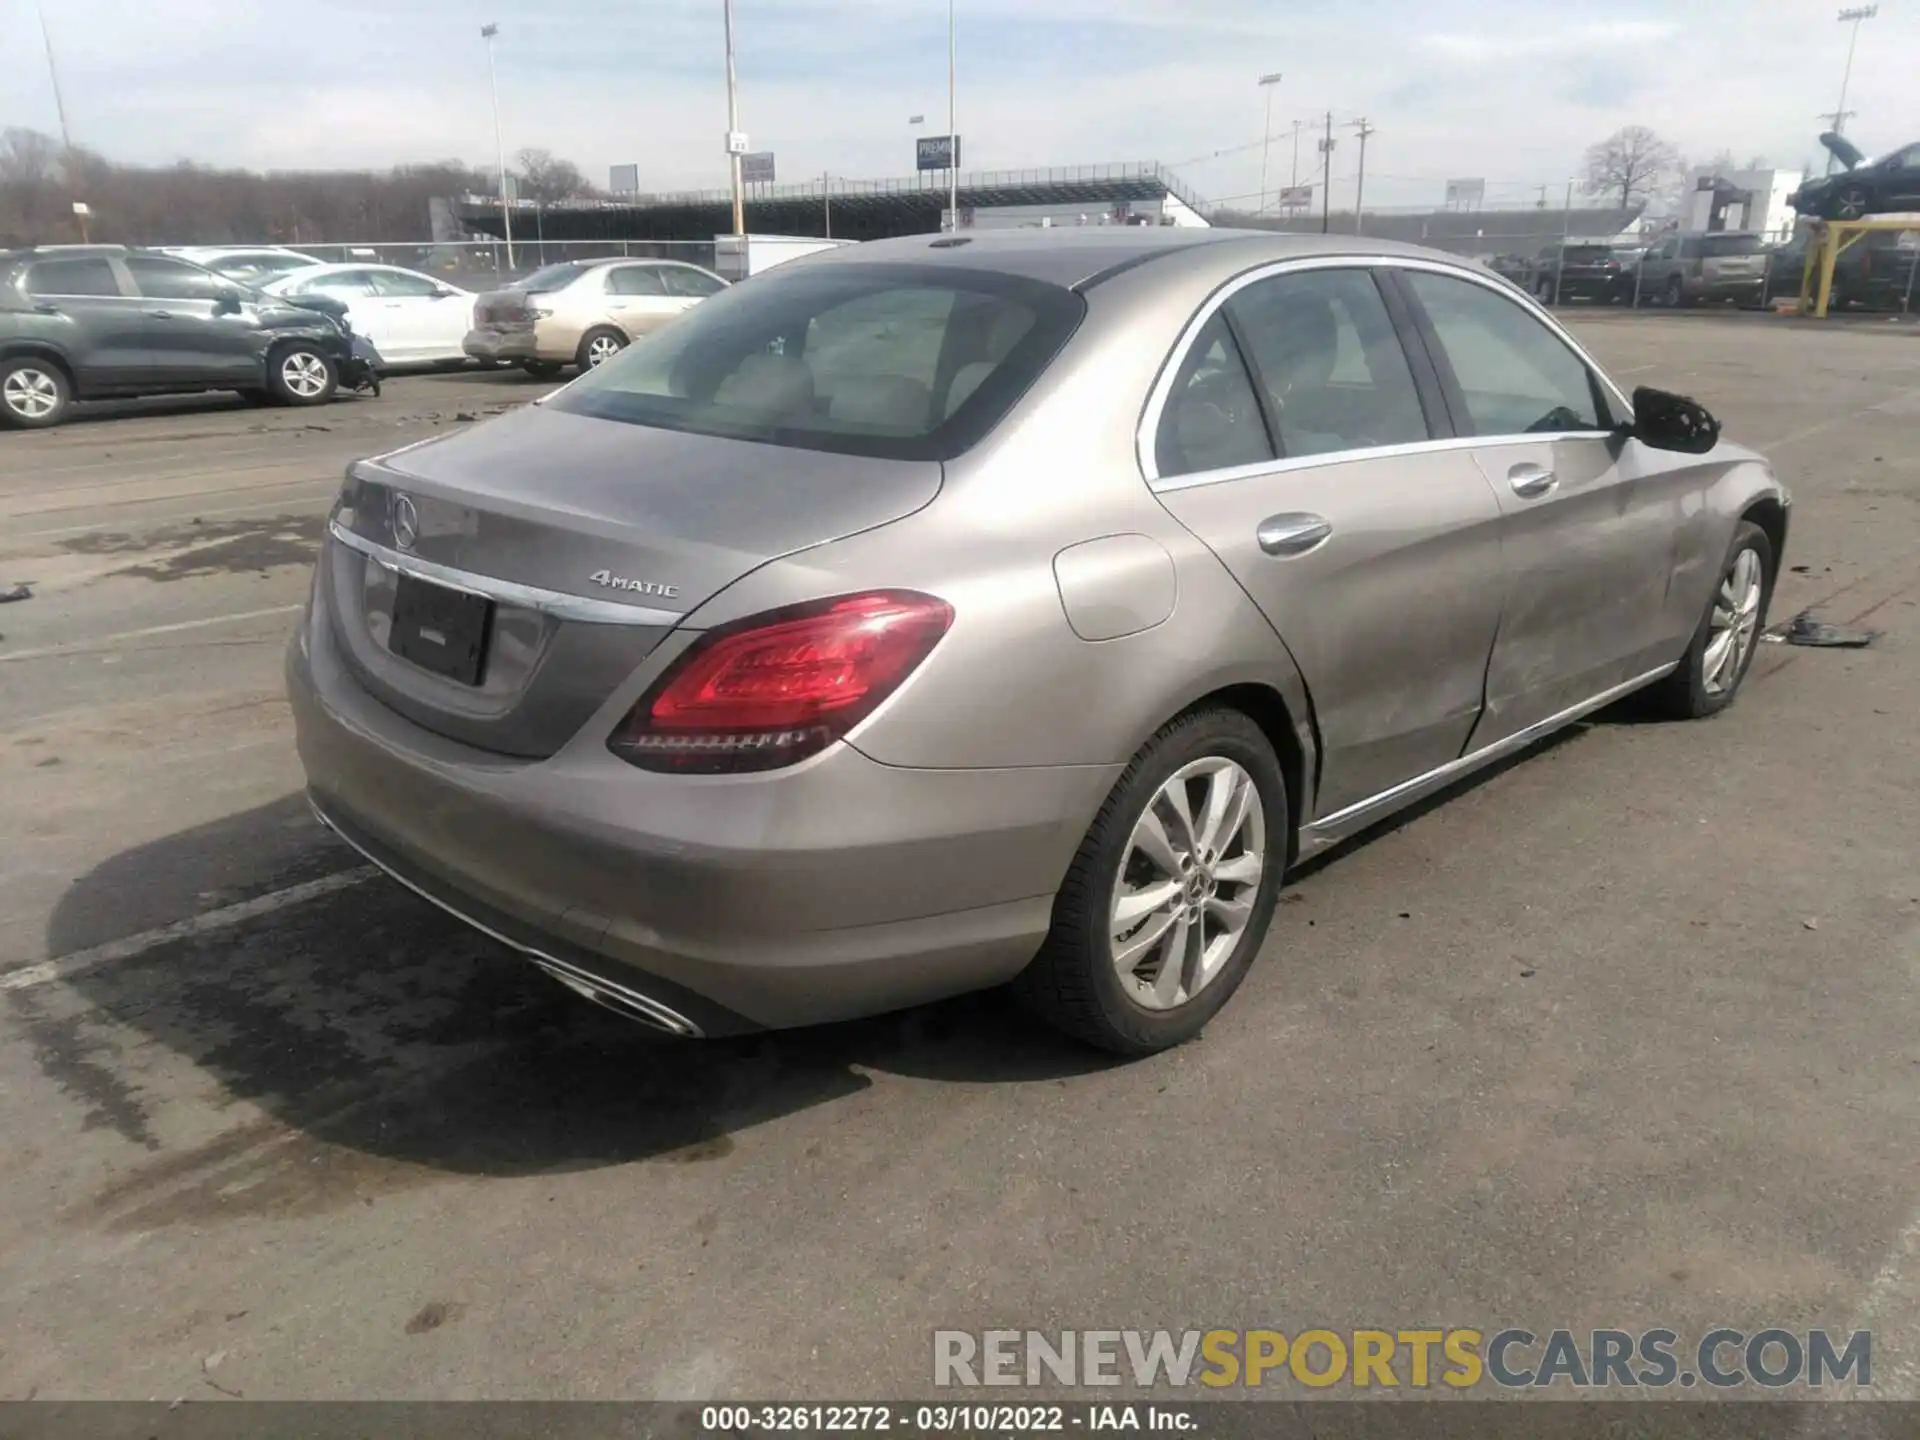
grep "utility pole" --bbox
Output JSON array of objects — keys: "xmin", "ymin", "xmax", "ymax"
[
  {"xmin": 1257, "ymin": 73, "xmax": 1283, "ymax": 214},
  {"xmin": 1828, "ymin": 6, "xmax": 1878, "ymax": 173},
  {"xmin": 1291, "ymin": 119, "xmax": 1303, "ymax": 189},
  {"xmin": 1351, "ymin": 117, "xmax": 1375, "ymax": 235},
  {"xmin": 823, "ymin": 172, "xmax": 832, "ymax": 239},
  {"xmin": 1319, "ymin": 111, "xmax": 1334, "ymax": 234},
  {"xmin": 947, "ymin": 0, "xmax": 958, "ymax": 233},
  {"xmin": 1553, "ymin": 178, "xmax": 1573, "ymax": 306},
  {"xmin": 481, "ymin": 24, "xmax": 514, "ymax": 268},
  {"xmin": 723, "ymin": 0, "xmax": 745, "ymax": 236},
  {"xmin": 33, "ymin": 0, "xmax": 86, "ymax": 240}
]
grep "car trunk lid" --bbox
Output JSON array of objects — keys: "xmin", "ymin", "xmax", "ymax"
[{"xmin": 321, "ymin": 404, "xmax": 941, "ymax": 758}]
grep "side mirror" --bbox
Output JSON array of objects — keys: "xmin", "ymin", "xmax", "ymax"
[
  {"xmin": 213, "ymin": 287, "xmax": 244, "ymax": 316},
  {"xmin": 1622, "ymin": 384, "xmax": 1721, "ymax": 455}
]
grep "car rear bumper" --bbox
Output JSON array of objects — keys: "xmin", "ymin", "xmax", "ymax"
[
  {"xmin": 462, "ymin": 326, "xmax": 539, "ymax": 362},
  {"xmin": 286, "ymin": 610, "xmax": 1117, "ymax": 1033}
]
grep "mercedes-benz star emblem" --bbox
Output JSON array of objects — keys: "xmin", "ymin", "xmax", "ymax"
[{"xmin": 391, "ymin": 494, "xmax": 419, "ymax": 552}]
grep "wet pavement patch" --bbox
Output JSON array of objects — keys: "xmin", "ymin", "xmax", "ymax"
[{"xmin": 61, "ymin": 514, "xmax": 323, "ymax": 581}]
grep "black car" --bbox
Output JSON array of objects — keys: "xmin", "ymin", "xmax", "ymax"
[
  {"xmin": 1790, "ymin": 133, "xmax": 1920, "ymax": 221},
  {"xmin": 1530, "ymin": 241, "xmax": 1632, "ymax": 304},
  {"xmin": 0, "ymin": 245, "xmax": 373, "ymax": 429},
  {"xmin": 1766, "ymin": 230, "xmax": 1920, "ymax": 311}
]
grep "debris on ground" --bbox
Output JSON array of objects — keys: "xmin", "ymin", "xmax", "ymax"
[
  {"xmin": 1765, "ymin": 610, "xmax": 1879, "ymax": 648},
  {"xmin": 454, "ymin": 411, "xmax": 478, "ymax": 422},
  {"xmin": 0, "ymin": 583, "xmax": 31, "ymax": 603}
]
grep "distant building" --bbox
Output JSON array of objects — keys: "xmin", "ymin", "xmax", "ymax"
[
  {"xmin": 1225, "ymin": 205, "xmax": 1647, "ymax": 262},
  {"xmin": 1683, "ymin": 167, "xmax": 1804, "ymax": 242}
]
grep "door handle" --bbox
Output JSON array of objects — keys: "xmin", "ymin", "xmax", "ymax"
[
  {"xmin": 33, "ymin": 302, "xmax": 59, "ymax": 315},
  {"xmin": 1508, "ymin": 463, "xmax": 1558, "ymax": 498},
  {"xmin": 146, "ymin": 310, "xmax": 174, "ymax": 320},
  {"xmin": 1256, "ymin": 512, "xmax": 1333, "ymax": 557}
]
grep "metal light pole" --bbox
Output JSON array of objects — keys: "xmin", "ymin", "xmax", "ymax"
[
  {"xmin": 1553, "ymin": 179, "xmax": 1573, "ymax": 306},
  {"xmin": 724, "ymin": 0, "xmax": 745, "ymax": 236},
  {"xmin": 1290, "ymin": 119, "xmax": 1303, "ymax": 189},
  {"xmin": 1257, "ymin": 73, "xmax": 1283, "ymax": 215},
  {"xmin": 480, "ymin": 24, "xmax": 515, "ymax": 269},
  {"xmin": 947, "ymin": 0, "xmax": 958, "ymax": 233},
  {"xmin": 33, "ymin": 0, "xmax": 86, "ymax": 240},
  {"xmin": 1319, "ymin": 112, "xmax": 1334, "ymax": 234},
  {"xmin": 1829, "ymin": 5, "xmax": 1878, "ymax": 173},
  {"xmin": 1351, "ymin": 117, "xmax": 1375, "ymax": 235}
]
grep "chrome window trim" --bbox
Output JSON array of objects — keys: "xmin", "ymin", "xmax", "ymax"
[
  {"xmin": 1137, "ymin": 253, "xmax": 1634, "ymax": 491},
  {"xmin": 326, "ymin": 519, "xmax": 682, "ymax": 627}
]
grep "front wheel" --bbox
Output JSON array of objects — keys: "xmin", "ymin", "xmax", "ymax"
[
  {"xmin": 0, "ymin": 357, "xmax": 71, "ymax": 429},
  {"xmin": 1667, "ymin": 276, "xmax": 1688, "ymax": 309},
  {"xmin": 267, "ymin": 344, "xmax": 338, "ymax": 406},
  {"xmin": 1646, "ymin": 520, "xmax": 1775, "ymax": 720},
  {"xmin": 1536, "ymin": 278, "xmax": 1554, "ymax": 303},
  {"xmin": 1017, "ymin": 708, "xmax": 1288, "ymax": 1055}
]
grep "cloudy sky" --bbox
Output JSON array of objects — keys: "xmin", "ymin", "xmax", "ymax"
[{"xmin": 4, "ymin": 0, "xmax": 1918, "ymax": 210}]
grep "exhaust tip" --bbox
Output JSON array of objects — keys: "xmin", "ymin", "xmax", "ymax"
[{"xmin": 530, "ymin": 958, "xmax": 703, "ymax": 1037}]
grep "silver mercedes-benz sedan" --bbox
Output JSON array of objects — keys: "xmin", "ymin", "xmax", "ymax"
[{"xmin": 289, "ymin": 229, "xmax": 1789, "ymax": 1054}]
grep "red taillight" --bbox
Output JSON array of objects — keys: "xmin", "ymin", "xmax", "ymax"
[{"xmin": 608, "ymin": 591, "xmax": 954, "ymax": 773}]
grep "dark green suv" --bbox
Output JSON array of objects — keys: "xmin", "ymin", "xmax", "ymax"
[{"xmin": 0, "ymin": 245, "xmax": 368, "ymax": 429}]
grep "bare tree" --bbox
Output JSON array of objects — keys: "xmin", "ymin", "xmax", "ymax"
[
  {"xmin": 514, "ymin": 147, "xmax": 592, "ymax": 204},
  {"xmin": 1583, "ymin": 125, "xmax": 1683, "ymax": 209}
]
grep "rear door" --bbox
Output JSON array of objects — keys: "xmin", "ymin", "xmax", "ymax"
[
  {"xmin": 288, "ymin": 268, "xmax": 385, "ymax": 350},
  {"xmin": 1394, "ymin": 267, "xmax": 1699, "ymax": 744},
  {"xmin": 1147, "ymin": 264, "xmax": 1507, "ymax": 817},
  {"xmin": 366, "ymin": 267, "xmax": 468, "ymax": 361},
  {"xmin": 18, "ymin": 255, "xmax": 149, "ymax": 388},
  {"xmin": 123, "ymin": 255, "xmax": 260, "ymax": 384},
  {"xmin": 602, "ymin": 264, "xmax": 681, "ymax": 338}
]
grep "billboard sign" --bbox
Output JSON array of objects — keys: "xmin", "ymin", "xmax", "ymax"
[
  {"xmin": 741, "ymin": 152, "xmax": 776, "ymax": 184},
  {"xmin": 917, "ymin": 135, "xmax": 962, "ymax": 171},
  {"xmin": 1277, "ymin": 185, "xmax": 1314, "ymax": 209},
  {"xmin": 1444, "ymin": 177, "xmax": 1485, "ymax": 209},
  {"xmin": 609, "ymin": 163, "xmax": 639, "ymax": 195}
]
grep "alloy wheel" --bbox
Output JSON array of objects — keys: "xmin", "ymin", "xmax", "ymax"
[
  {"xmin": 1703, "ymin": 547, "xmax": 1763, "ymax": 695},
  {"xmin": 1109, "ymin": 757, "xmax": 1265, "ymax": 1011},
  {"xmin": 2, "ymin": 366, "xmax": 60, "ymax": 420},
  {"xmin": 587, "ymin": 334, "xmax": 624, "ymax": 366},
  {"xmin": 281, "ymin": 351, "xmax": 330, "ymax": 398}
]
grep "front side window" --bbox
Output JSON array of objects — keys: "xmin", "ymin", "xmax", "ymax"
[
  {"xmin": 23, "ymin": 258, "xmax": 121, "ymax": 297},
  {"xmin": 1402, "ymin": 270, "xmax": 1607, "ymax": 436},
  {"xmin": 124, "ymin": 257, "xmax": 227, "ymax": 301},
  {"xmin": 551, "ymin": 262, "xmax": 1083, "ymax": 462},
  {"xmin": 1154, "ymin": 313, "xmax": 1273, "ymax": 478},
  {"xmin": 1225, "ymin": 268, "xmax": 1431, "ymax": 459},
  {"xmin": 510, "ymin": 261, "xmax": 593, "ymax": 293},
  {"xmin": 605, "ymin": 265, "xmax": 666, "ymax": 297},
  {"xmin": 296, "ymin": 269, "xmax": 378, "ymax": 298}
]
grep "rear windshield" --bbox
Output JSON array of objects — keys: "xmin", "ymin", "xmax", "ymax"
[
  {"xmin": 508, "ymin": 261, "xmax": 594, "ymax": 293},
  {"xmin": 1563, "ymin": 245, "xmax": 1613, "ymax": 263},
  {"xmin": 1698, "ymin": 235, "xmax": 1763, "ymax": 257},
  {"xmin": 549, "ymin": 262, "xmax": 1086, "ymax": 461}
]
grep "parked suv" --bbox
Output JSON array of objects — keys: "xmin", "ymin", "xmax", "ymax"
[
  {"xmin": 1638, "ymin": 232, "xmax": 1769, "ymax": 308},
  {"xmin": 1530, "ymin": 241, "xmax": 1631, "ymax": 304},
  {"xmin": 464, "ymin": 258, "xmax": 728, "ymax": 376},
  {"xmin": 0, "ymin": 246, "xmax": 367, "ymax": 428}
]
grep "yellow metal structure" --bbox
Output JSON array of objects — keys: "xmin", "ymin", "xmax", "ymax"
[{"xmin": 1797, "ymin": 215, "xmax": 1920, "ymax": 317}]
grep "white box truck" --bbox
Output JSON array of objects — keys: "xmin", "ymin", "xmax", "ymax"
[{"xmin": 713, "ymin": 234, "xmax": 852, "ymax": 283}]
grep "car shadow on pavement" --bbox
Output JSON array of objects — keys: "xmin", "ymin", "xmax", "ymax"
[{"xmin": 35, "ymin": 796, "xmax": 1118, "ymax": 1196}]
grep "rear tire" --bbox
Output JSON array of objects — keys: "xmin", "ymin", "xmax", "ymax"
[
  {"xmin": 1831, "ymin": 185, "xmax": 1872, "ymax": 221},
  {"xmin": 521, "ymin": 359, "xmax": 562, "ymax": 379},
  {"xmin": 1645, "ymin": 521, "xmax": 1774, "ymax": 720},
  {"xmin": 266, "ymin": 343, "xmax": 337, "ymax": 406},
  {"xmin": 1017, "ymin": 708, "xmax": 1288, "ymax": 1056},
  {"xmin": 0, "ymin": 357, "xmax": 70, "ymax": 429},
  {"xmin": 1666, "ymin": 276, "xmax": 1688, "ymax": 309},
  {"xmin": 576, "ymin": 326, "xmax": 628, "ymax": 371}
]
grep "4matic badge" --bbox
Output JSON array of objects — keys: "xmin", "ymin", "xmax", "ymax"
[{"xmin": 588, "ymin": 569, "xmax": 680, "ymax": 599}]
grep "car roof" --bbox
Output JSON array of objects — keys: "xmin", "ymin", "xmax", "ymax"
[{"xmin": 789, "ymin": 228, "xmax": 1495, "ymax": 291}]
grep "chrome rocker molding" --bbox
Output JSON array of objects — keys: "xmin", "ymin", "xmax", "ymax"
[
  {"xmin": 327, "ymin": 519, "xmax": 683, "ymax": 628},
  {"xmin": 1297, "ymin": 663, "xmax": 1678, "ymax": 855},
  {"xmin": 309, "ymin": 798, "xmax": 704, "ymax": 1038}
]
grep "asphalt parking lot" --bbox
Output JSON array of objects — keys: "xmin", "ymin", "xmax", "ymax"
[{"xmin": 1, "ymin": 316, "xmax": 1917, "ymax": 1403}]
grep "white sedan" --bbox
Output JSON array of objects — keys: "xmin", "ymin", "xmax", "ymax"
[{"xmin": 264, "ymin": 264, "xmax": 478, "ymax": 366}]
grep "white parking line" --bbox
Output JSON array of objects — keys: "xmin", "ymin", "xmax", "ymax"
[
  {"xmin": 0, "ymin": 867, "xmax": 376, "ymax": 993},
  {"xmin": 0, "ymin": 604, "xmax": 302, "ymax": 663}
]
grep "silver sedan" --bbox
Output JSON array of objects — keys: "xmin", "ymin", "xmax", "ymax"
[{"xmin": 288, "ymin": 230, "xmax": 1788, "ymax": 1054}]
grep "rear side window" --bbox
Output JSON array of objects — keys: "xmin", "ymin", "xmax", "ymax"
[
  {"xmin": 550, "ymin": 263, "xmax": 1084, "ymax": 461},
  {"xmin": 124, "ymin": 256, "xmax": 227, "ymax": 301},
  {"xmin": 1224, "ymin": 268, "xmax": 1431, "ymax": 459},
  {"xmin": 369, "ymin": 269, "xmax": 442, "ymax": 298},
  {"xmin": 24, "ymin": 258, "xmax": 121, "ymax": 297},
  {"xmin": 1699, "ymin": 234, "xmax": 1762, "ymax": 258}
]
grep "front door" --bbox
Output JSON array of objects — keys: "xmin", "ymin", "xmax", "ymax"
[
  {"xmin": 123, "ymin": 255, "xmax": 261, "ymax": 385},
  {"xmin": 367, "ymin": 268, "xmax": 469, "ymax": 362},
  {"xmin": 1148, "ymin": 265, "xmax": 1507, "ymax": 818},
  {"xmin": 1393, "ymin": 267, "xmax": 1701, "ymax": 745}
]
